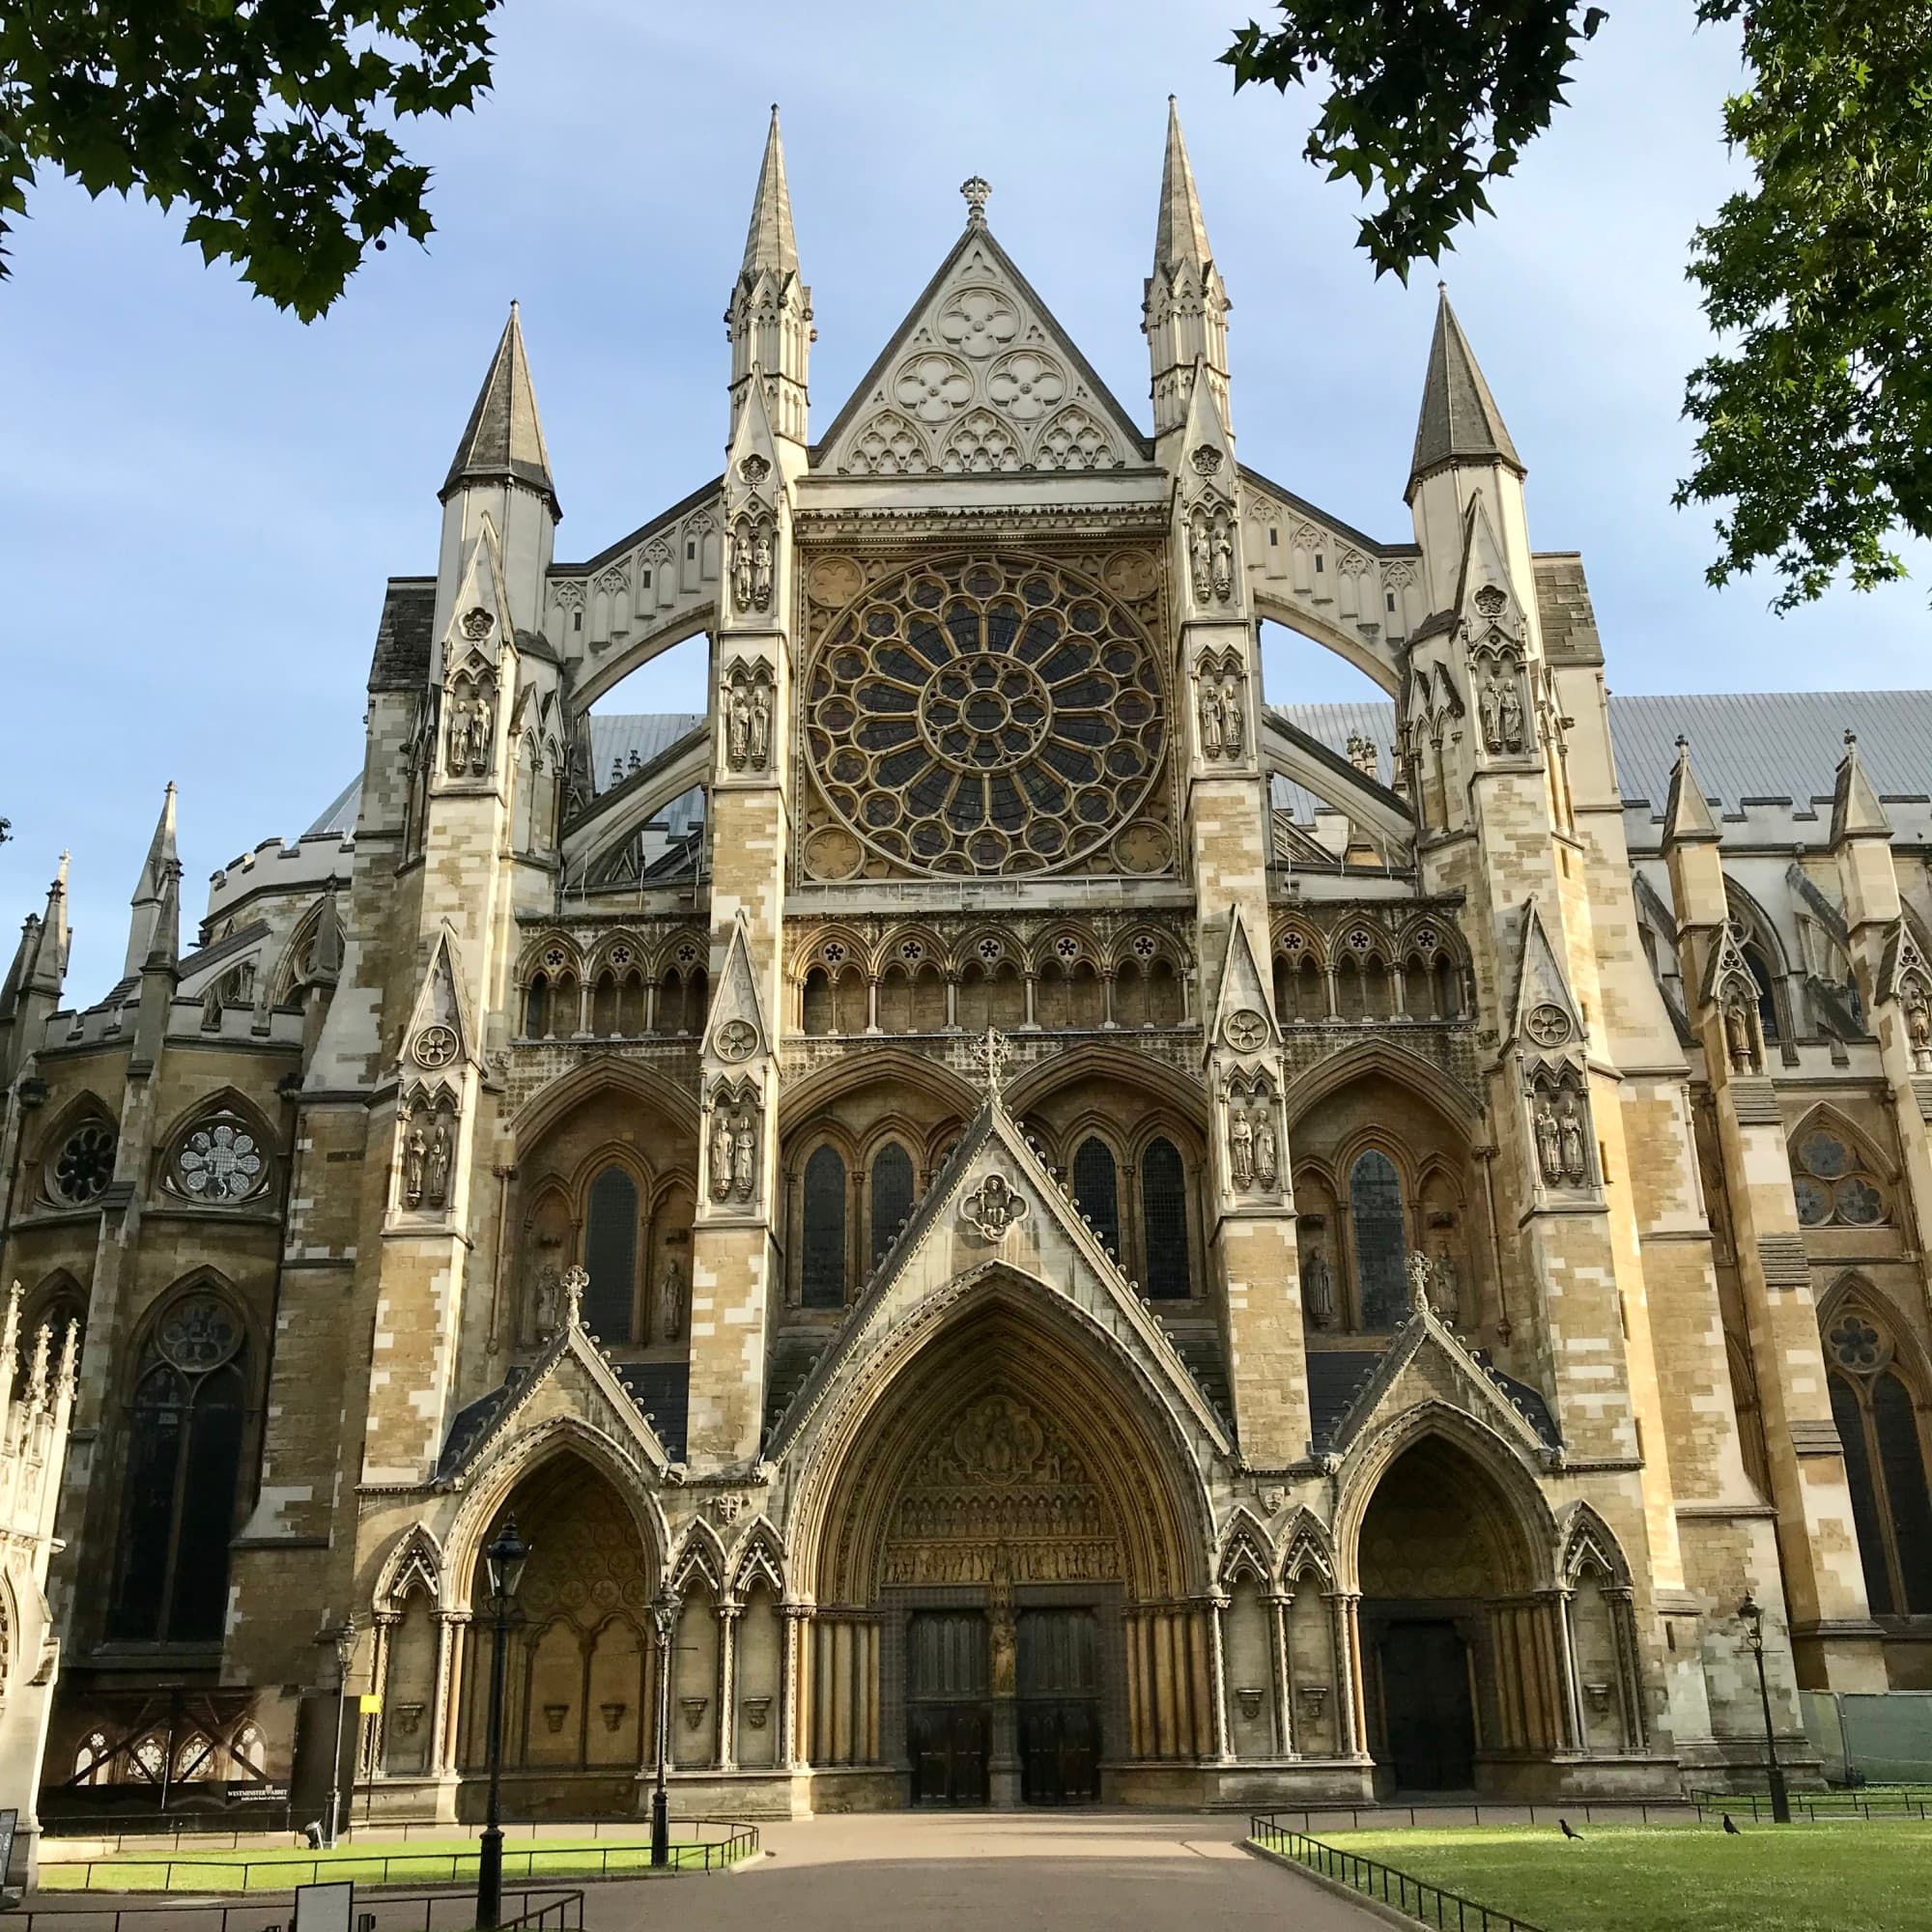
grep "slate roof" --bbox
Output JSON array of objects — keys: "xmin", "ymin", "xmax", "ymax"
[
  {"xmin": 434, "ymin": 1360, "xmax": 690, "ymax": 1478},
  {"xmin": 588, "ymin": 712, "xmax": 707, "ymax": 838},
  {"xmin": 367, "ymin": 578, "xmax": 436, "ymax": 692},
  {"xmin": 442, "ymin": 304, "xmax": 558, "ymax": 510}
]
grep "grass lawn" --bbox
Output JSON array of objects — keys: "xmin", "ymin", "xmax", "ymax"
[
  {"xmin": 39, "ymin": 1835, "xmax": 738, "ymax": 1891},
  {"xmin": 1300, "ymin": 1822, "xmax": 1932, "ymax": 1932}
]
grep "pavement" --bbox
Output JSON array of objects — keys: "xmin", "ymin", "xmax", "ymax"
[{"xmin": 581, "ymin": 1810, "xmax": 1384, "ymax": 1929}]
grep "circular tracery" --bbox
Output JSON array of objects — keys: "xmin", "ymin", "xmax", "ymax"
[{"xmin": 806, "ymin": 553, "xmax": 1166, "ymax": 876}]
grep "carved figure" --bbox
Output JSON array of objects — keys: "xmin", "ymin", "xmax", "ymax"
[
  {"xmin": 1254, "ymin": 1113, "xmax": 1279, "ymax": 1189},
  {"xmin": 1498, "ymin": 675, "xmax": 1524, "ymax": 752},
  {"xmin": 426, "ymin": 1119, "xmax": 452, "ymax": 1208},
  {"xmin": 530, "ymin": 1264, "xmax": 561, "ymax": 1342},
  {"xmin": 404, "ymin": 1123, "xmax": 428, "ymax": 1208},
  {"xmin": 1724, "ymin": 997, "xmax": 1759, "ymax": 1073},
  {"xmin": 1406, "ymin": 1249, "xmax": 1433, "ymax": 1313},
  {"xmin": 731, "ymin": 527, "xmax": 754, "ymax": 611},
  {"xmin": 1479, "ymin": 677, "xmax": 1502, "ymax": 753},
  {"xmin": 1211, "ymin": 525, "xmax": 1234, "ymax": 600},
  {"xmin": 1198, "ymin": 680, "xmax": 1223, "ymax": 757},
  {"xmin": 989, "ymin": 1610, "xmax": 1017, "ymax": 1696},
  {"xmin": 444, "ymin": 699, "xmax": 468, "ymax": 776},
  {"xmin": 1533, "ymin": 1099, "xmax": 1563, "ymax": 1184},
  {"xmin": 731, "ymin": 1113, "xmax": 757, "ymax": 1202},
  {"xmin": 752, "ymin": 531, "xmax": 774, "ymax": 611},
  {"xmin": 1909, "ymin": 985, "xmax": 1932, "ymax": 1070},
  {"xmin": 655, "ymin": 1259, "xmax": 687, "ymax": 1344},
  {"xmin": 1189, "ymin": 517, "xmax": 1212, "ymax": 600},
  {"xmin": 1559, "ymin": 1104, "xmax": 1587, "ymax": 1184},
  {"xmin": 1428, "ymin": 1248, "xmax": 1460, "ymax": 1325},
  {"xmin": 709, "ymin": 1108, "xmax": 735, "ymax": 1202},
  {"xmin": 749, "ymin": 679, "xmax": 772, "ymax": 769},
  {"xmin": 1228, "ymin": 1107, "xmax": 1254, "ymax": 1188},
  {"xmin": 1302, "ymin": 1245, "xmax": 1335, "ymax": 1327},
  {"xmin": 1220, "ymin": 677, "xmax": 1244, "ymax": 757},
  {"xmin": 727, "ymin": 685, "xmax": 751, "ymax": 771}
]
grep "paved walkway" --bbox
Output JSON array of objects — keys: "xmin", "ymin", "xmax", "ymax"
[{"xmin": 584, "ymin": 1811, "xmax": 1381, "ymax": 1930}]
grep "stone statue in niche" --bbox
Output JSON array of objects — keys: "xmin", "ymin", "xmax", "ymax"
[
  {"xmin": 530, "ymin": 1264, "xmax": 561, "ymax": 1341},
  {"xmin": 749, "ymin": 679, "xmax": 772, "ymax": 768},
  {"xmin": 1428, "ymin": 1247, "xmax": 1460, "ymax": 1325},
  {"xmin": 1198, "ymin": 680, "xmax": 1224, "ymax": 758},
  {"xmin": 1479, "ymin": 676, "xmax": 1501, "ymax": 752},
  {"xmin": 1302, "ymin": 1244, "xmax": 1335, "ymax": 1327},
  {"xmin": 426, "ymin": 1118, "xmax": 452, "ymax": 1208},
  {"xmin": 1723, "ymin": 996, "xmax": 1760, "ymax": 1074},
  {"xmin": 1254, "ymin": 1111, "xmax": 1279, "ymax": 1190},
  {"xmin": 1220, "ymin": 676, "xmax": 1244, "ymax": 757},
  {"xmin": 1498, "ymin": 675, "xmax": 1524, "ymax": 752},
  {"xmin": 1908, "ymin": 982, "xmax": 1932, "ymax": 1070},
  {"xmin": 752, "ymin": 529, "xmax": 774, "ymax": 611},
  {"xmin": 1189, "ymin": 517, "xmax": 1212, "ymax": 602},
  {"xmin": 727, "ymin": 684, "xmax": 752, "ymax": 770},
  {"xmin": 403, "ymin": 1121, "xmax": 431, "ymax": 1208},
  {"xmin": 988, "ymin": 1549, "xmax": 1017, "ymax": 1696},
  {"xmin": 731, "ymin": 526, "xmax": 754, "ymax": 611},
  {"xmin": 1558, "ymin": 1103, "xmax": 1588, "ymax": 1184},
  {"xmin": 655, "ymin": 1259, "xmax": 687, "ymax": 1343},
  {"xmin": 1227, "ymin": 1106, "xmax": 1254, "ymax": 1188},
  {"xmin": 724, "ymin": 666, "xmax": 774, "ymax": 775},
  {"xmin": 1533, "ymin": 1097, "xmax": 1563, "ymax": 1184},
  {"xmin": 731, "ymin": 1114, "xmax": 757, "ymax": 1202},
  {"xmin": 709, "ymin": 1108, "xmax": 735, "ymax": 1202},
  {"xmin": 1211, "ymin": 524, "xmax": 1234, "ymax": 600}
]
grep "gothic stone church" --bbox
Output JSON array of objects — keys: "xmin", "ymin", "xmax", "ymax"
[{"xmin": 9, "ymin": 105, "xmax": 1932, "ymax": 1821}]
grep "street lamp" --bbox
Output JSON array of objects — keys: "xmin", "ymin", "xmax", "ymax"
[
  {"xmin": 477, "ymin": 1516, "xmax": 530, "ymax": 1931},
  {"xmin": 650, "ymin": 1583, "xmax": 679, "ymax": 1868},
  {"xmin": 1738, "ymin": 1592, "xmax": 1792, "ymax": 1823},
  {"xmin": 323, "ymin": 1620, "xmax": 357, "ymax": 1850}
]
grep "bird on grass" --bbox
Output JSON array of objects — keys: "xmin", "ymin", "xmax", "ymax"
[
  {"xmin": 1722, "ymin": 1813, "xmax": 1742, "ymax": 1834},
  {"xmin": 1559, "ymin": 1818, "xmax": 1583, "ymax": 1841}
]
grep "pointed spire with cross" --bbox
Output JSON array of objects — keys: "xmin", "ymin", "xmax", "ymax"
[
  {"xmin": 971, "ymin": 1024, "xmax": 1014, "ymax": 1103},
  {"xmin": 561, "ymin": 1264, "xmax": 588, "ymax": 1329}
]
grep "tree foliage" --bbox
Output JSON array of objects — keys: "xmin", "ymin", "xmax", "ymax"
[
  {"xmin": 0, "ymin": 2, "xmax": 499, "ymax": 321},
  {"xmin": 1223, "ymin": 1, "xmax": 1932, "ymax": 610}
]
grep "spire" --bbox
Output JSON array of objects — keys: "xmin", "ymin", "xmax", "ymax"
[
  {"xmin": 1831, "ymin": 730, "xmax": 1891, "ymax": 844},
  {"xmin": 1662, "ymin": 737, "xmax": 1721, "ymax": 845},
  {"xmin": 1408, "ymin": 288, "xmax": 1522, "ymax": 496},
  {"xmin": 124, "ymin": 781, "xmax": 178, "ymax": 978},
  {"xmin": 143, "ymin": 859, "xmax": 182, "ymax": 973},
  {"xmin": 441, "ymin": 303, "xmax": 558, "ymax": 516},
  {"xmin": 741, "ymin": 105, "xmax": 799, "ymax": 281},
  {"xmin": 1153, "ymin": 96, "xmax": 1213, "ymax": 275},
  {"xmin": 30, "ymin": 855, "xmax": 70, "ymax": 999}
]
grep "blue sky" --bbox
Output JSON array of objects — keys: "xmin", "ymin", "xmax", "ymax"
[{"xmin": 3, "ymin": 0, "xmax": 1926, "ymax": 1000}]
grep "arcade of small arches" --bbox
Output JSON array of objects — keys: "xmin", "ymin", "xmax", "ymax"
[{"xmin": 1271, "ymin": 911, "xmax": 1469, "ymax": 1026}]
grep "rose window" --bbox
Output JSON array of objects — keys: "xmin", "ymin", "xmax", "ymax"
[
  {"xmin": 804, "ymin": 553, "xmax": 1166, "ymax": 876},
  {"xmin": 51, "ymin": 1122, "xmax": 115, "ymax": 1205},
  {"xmin": 175, "ymin": 1119, "xmax": 266, "ymax": 1203}
]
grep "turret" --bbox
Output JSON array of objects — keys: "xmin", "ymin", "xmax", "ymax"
[
  {"xmin": 435, "ymin": 303, "xmax": 558, "ymax": 643},
  {"xmin": 728, "ymin": 107, "xmax": 811, "ymax": 461},
  {"xmin": 123, "ymin": 782, "xmax": 178, "ymax": 979},
  {"xmin": 1406, "ymin": 289, "xmax": 1535, "ymax": 634},
  {"xmin": 1144, "ymin": 98, "xmax": 1229, "ymax": 442}
]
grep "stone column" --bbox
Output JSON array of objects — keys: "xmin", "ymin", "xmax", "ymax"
[
  {"xmin": 1328, "ymin": 1593, "xmax": 1363, "ymax": 1757},
  {"xmin": 1205, "ymin": 1593, "xmax": 1233, "ymax": 1763},
  {"xmin": 716, "ymin": 1601, "xmax": 742, "ymax": 1772},
  {"xmin": 781, "ymin": 1604, "xmax": 811, "ymax": 1770},
  {"xmin": 1266, "ymin": 1592, "xmax": 1295, "ymax": 1757}
]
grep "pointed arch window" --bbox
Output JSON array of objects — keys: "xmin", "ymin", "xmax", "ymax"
[
  {"xmin": 1071, "ymin": 1137, "xmax": 1122, "ymax": 1259},
  {"xmin": 1350, "ymin": 1150, "xmax": 1407, "ymax": 1330},
  {"xmin": 1743, "ymin": 945, "xmax": 1781, "ymax": 1044},
  {"xmin": 1791, "ymin": 1125, "xmax": 1889, "ymax": 1228},
  {"xmin": 1828, "ymin": 1305, "xmax": 1932, "ymax": 1614},
  {"xmin": 1141, "ymin": 1137, "xmax": 1190, "ymax": 1299},
  {"xmin": 802, "ymin": 1145, "xmax": 847, "ymax": 1308},
  {"xmin": 108, "ymin": 1292, "xmax": 248, "ymax": 1643},
  {"xmin": 582, "ymin": 1166, "xmax": 639, "ymax": 1342},
  {"xmin": 869, "ymin": 1142, "xmax": 914, "ymax": 1265}
]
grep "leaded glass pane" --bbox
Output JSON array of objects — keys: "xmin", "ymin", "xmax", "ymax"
[
  {"xmin": 582, "ymin": 1167, "xmax": 639, "ymax": 1342},
  {"xmin": 871, "ymin": 1142, "xmax": 914, "ymax": 1264},
  {"xmin": 1833, "ymin": 1375, "xmax": 1894, "ymax": 1616},
  {"xmin": 1141, "ymin": 1138, "xmax": 1190, "ymax": 1300},
  {"xmin": 1351, "ymin": 1151, "xmax": 1407, "ymax": 1331},
  {"xmin": 1071, "ymin": 1139, "xmax": 1121, "ymax": 1259},
  {"xmin": 1874, "ymin": 1373, "xmax": 1932, "ymax": 1613},
  {"xmin": 802, "ymin": 1145, "xmax": 847, "ymax": 1308}
]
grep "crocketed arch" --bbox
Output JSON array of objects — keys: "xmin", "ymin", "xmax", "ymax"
[
  {"xmin": 791, "ymin": 1267, "xmax": 1211, "ymax": 1605},
  {"xmin": 726, "ymin": 1518, "xmax": 788, "ymax": 1601},
  {"xmin": 1555, "ymin": 1501, "xmax": 1634, "ymax": 1587},
  {"xmin": 1284, "ymin": 1037, "xmax": 1482, "ymax": 1133},
  {"xmin": 777, "ymin": 1046, "xmax": 978, "ymax": 1130},
  {"xmin": 510, "ymin": 1056, "xmax": 699, "ymax": 1154},
  {"xmin": 1004, "ymin": 1039, "xmax": 1209, "ymax": 1127},
  {"xmin": 372, "ymin": 1522, "xmax": 443, "ymax": 1614},
  {"xmin": 1278, "ymin": 1508, "xmax": 1336, "ymax": 1589},
  {"xmin": 440, "ymin": 1425, "xmax": 669, "ymax": 1614},
  {"xmin": 1333, "ymin": 1402, "xmax": 1557, "ymax": 1596},
  {"xmin": 1215, "ymin": 1507, "xmax": 1276, "ymax": 1587}
]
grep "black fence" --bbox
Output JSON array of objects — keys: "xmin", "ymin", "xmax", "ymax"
[
  {"xmin": 1250, "ymin": 1815, "xmax": 1545, "ymax": 1932},
  {"xmin": 42, "ymin": 1823, "xmax": 758, "ymax": 1892},
  {"xmin": 1247, "ymin": 1799, "xmax": 1694, "ymax": 1833},
  {"xmin": 4, "ymin": 1889, "xmax": 583, "ymax": 1932},
  {"xmin": 1687, "ymin": 1785, "xmax": 1932, "ymax": 1823}
]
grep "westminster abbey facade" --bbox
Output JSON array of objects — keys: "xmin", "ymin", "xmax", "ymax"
[{"xmin": 7, "ymin": 106, "xmax": 1932, "ymax": 1822}]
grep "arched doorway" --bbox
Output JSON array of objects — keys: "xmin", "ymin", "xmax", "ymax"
[
  {"xmin": 459, "ymin": 1453, "xmax": 660, "ymax": 1817},
  {"xmin": 1353, "ymin": 1434, "xmax": 1551, "ymax": 1795},
  {"xmin": 794, "ymin": 1279, "xmax": 1206, "ymax": 1807}
]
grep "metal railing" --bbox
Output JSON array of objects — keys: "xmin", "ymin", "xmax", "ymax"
[
  {"xmin": 1249, "ymin": 1815, "xmax": 1545, "ymax": 1932},
  {"xmin": 1245, "ymin": 1799, "xmax": 1690, "ymax": 1833},
  {"xmin": 5, "ymin": 1889, "xmax": 582, "ymax": 1932},
  {"xmin": 40, "ymin": 1823, "xmax": 758, "ymax": 1892},
  {"xmin": 1688, "ymin": 1785, "xmax": 1932, "ymax": 1823},
  {"xmin": 41, "ymin": 1815, "xmax": 736, "ymax": 1856}
]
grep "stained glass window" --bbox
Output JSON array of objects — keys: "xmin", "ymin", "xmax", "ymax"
[
  {"xmin": 1072, "ymin": 1138, "xmax": 1121, "ymax": 1259},
  {"xmin": 1141, "ymin": 1138, "xmax": 1190, "ymax": 1299},
  {"xmin": 582, "ymin": 1166, "xmax": 639, "ymax": 1342},
  {"xmin": 1350, "ymin": 1151, "xmax": 1407, "ymax": 1330},
  {"xmin": 802, "ymin": 1145, "xmax": 847, "ymax": 1308},
  {"xmin": 871, "ymin": 1142, "xmax": 914, "ymax": 1264}
]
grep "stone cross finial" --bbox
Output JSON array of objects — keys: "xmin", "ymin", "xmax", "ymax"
[
  {"xmin": 961, "ymin": 176, "xmax": 991, "ymax": 224},
  {"xmin": 561, "ymin": 1264, "xmax": 588, "ymax": 1328},
  {"xmin": 971, "ymin": 1024, "xmax": 1013, "ymax": 1101}
]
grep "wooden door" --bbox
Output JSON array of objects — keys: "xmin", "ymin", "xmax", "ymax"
[{"xmin": 906, "ymin": 1611, "xmax": 989, "ymax": 1805}]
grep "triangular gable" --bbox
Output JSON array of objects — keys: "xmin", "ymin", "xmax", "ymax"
[
  {"xmin": 702, "ymin": 912, "xmax": 772, "ymax": 1065},
  {"xmin": 813, "ymin": 222, "xmax": 1151, "ymax": 478},
  {"xmin": 443, "ymin": 1294, "xmax": 673, "ymax": 1486},
  {"xmin": 765, "ymin": 1096, "xmax": 1232, "ymax": 1463},
  {"xmin": 1505, "ymin": 901, "xmax": 1584, "ymax": 1056},
  {"xmin": 1207, "ymin": 906, "xmax": 1279, "ymax": 1058},
  {"xmin": 1878, "ymin": 919, "xmax": 1932, "ymax": 1006},
  {"xmin": 1453, "ymin": 492, "xmax": 1522, "ymax": 629},
  {"xmin": 437, "ymin": 515, "xmax": 513, "ymax": 683},
  {"xmin": 1699, "ymin": 919, "xmax": 1760, "ymax": 1009},
  {"xmin": 1324, "ymin": 1298, "xmax": 1557, "ymax": 1464},
  {"xmin": 400, "ymin": 923, "xmax": 479, "ymax": 1075}
]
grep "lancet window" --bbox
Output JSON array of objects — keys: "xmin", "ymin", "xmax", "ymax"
[
  {"xmin": 870, "ymin": 1142, "xmax": 915, "ymax": 1264},
  {"xmin": 802, "ymin": 1145, "xmax": 847, "ymax": 1308},
  {"xmin": 1140, "ymin": 1138, "xmax": 1190, "ymax": 1299},
  {"xmin": 1350, "ymin": 1151, "xmax": 1408, "ymax": 1330},
  {"xmin": 582, "ymin": 1165, "xmax": 640, "ymax": 1342},
  {"xmin": 1826, "ymin": 1297, "xmax": 1932, "ymax": 1615},
  {"xmin": 1071, "ymin": 1137, "xmax": 1122, "ymax": 1258}
]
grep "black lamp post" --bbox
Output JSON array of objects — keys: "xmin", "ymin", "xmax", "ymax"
[
  {"xmin": 1739, "ymin": 1592, "xmax": 1792, "ymax": 1823},
  {"xmin": 477, "ymin": 1516, "xmax": 529, "ymax": 1930},
  {"xmin": 650, "ymin": 1583, "xmax": 678, "ymax": 1868},
  {"xmin": 323, "ymin": 1620, "xmax": 356, "ymax": 1849}
]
